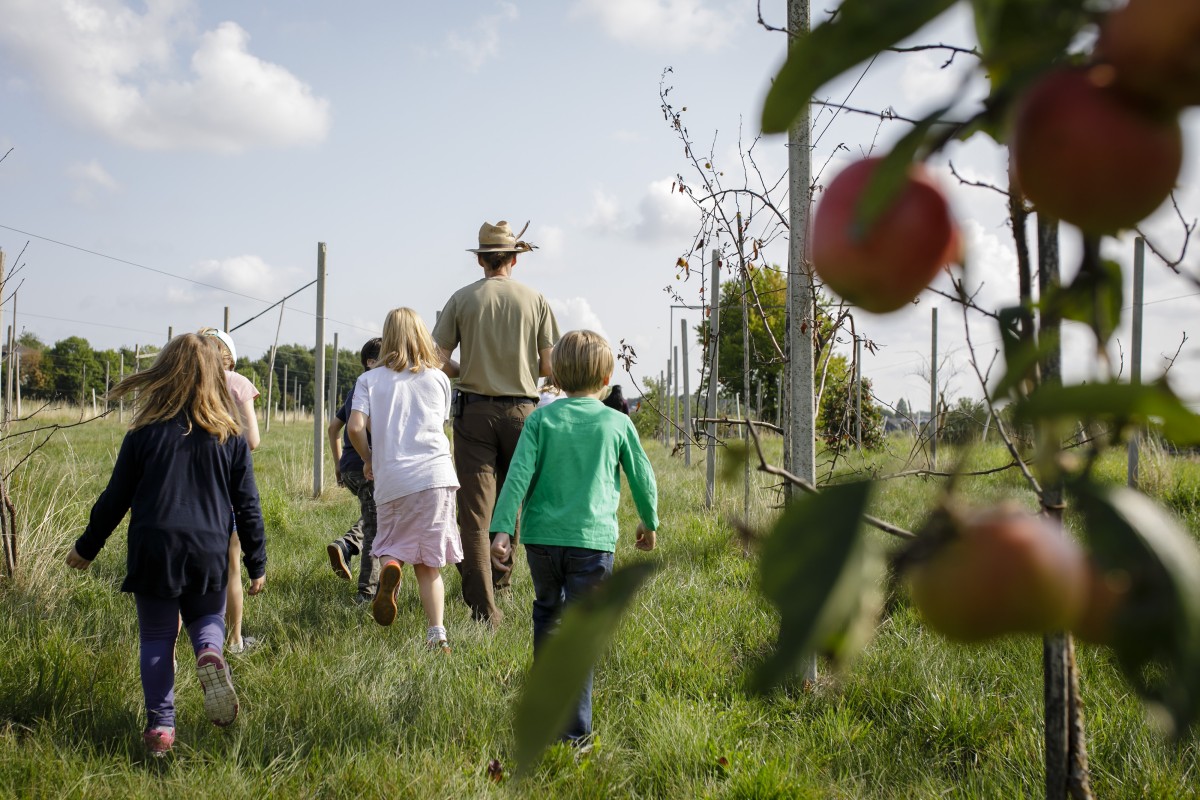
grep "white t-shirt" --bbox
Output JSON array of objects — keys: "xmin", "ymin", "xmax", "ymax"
[{"xmin": 351, "ymin": 366, "xmax": 459, "ymax": 505}]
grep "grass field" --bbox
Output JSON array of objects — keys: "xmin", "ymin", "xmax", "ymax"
[{"xmin": 1, "ymin": 409, "xmax": 1198, "ymax": 798}]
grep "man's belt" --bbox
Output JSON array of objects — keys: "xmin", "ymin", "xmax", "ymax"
[{"xmin": 461, "ymin": 392, "xmax": 536, "ymax": 405}]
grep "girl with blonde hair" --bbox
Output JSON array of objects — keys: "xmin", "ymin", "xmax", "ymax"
[
  {"xmin": 65, "ymin": 333, "xmax": 267, "ymax": 756},
  {"xmin": 347, "ymin": 308, "xmax": 461, "ymax": 651}
]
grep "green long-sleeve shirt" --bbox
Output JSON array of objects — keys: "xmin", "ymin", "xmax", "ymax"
[{"xmin": 490, "ymin": 397, "xmax": 658, "ymax": 551}]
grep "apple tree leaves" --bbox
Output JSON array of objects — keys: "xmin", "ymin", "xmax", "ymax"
[
  {"xmin": 1070, "ymin": 480, "xmax": 1200, "ymax": 737},
  {"xmin": 753, "ymin": 480, "xmax": 884, "ymax": 692}
]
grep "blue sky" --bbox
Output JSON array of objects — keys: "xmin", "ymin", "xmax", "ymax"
[{"xmin": 1, "ymin": 0, "xmax": 1198, "ymax": 411}]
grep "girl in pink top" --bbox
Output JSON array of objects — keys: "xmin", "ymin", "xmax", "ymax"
[{"xmin": 202, "ymin": 328, "xmax": 261, "ymax": 655}]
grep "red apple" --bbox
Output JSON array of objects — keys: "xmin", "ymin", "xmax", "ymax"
[
  {"xmin": 811, "ymin": 157, "xmax": 960, "ymax": 314},
  {"xmin": 1011, "ymin": 68, "xmax": 1182, "ymax": 233},
  {"xmin": 906, "ymin": 504, "xmax": 1089, "ymax": 643},
  {"xmin": 1096, "ymin": 0, "xmax": 1200, "ymax": 110}
]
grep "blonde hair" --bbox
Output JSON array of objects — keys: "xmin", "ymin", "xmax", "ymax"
[
  {"xmin": 108, "ymin": 333, "xmax": 241, "ymax": 442},
  {"xmin": 197, "ymin": 327, "xmax": 235, "ymax": 370},
  {"xmin": 380, "ymin": 308, "xmax": 440, "ymax": 373},
  {"xmin": 552, "ymin": 330, "xmax": 614, "ymax": 393}
]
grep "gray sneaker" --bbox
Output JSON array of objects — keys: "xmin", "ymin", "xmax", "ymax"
[{"xmin": 227, "ymin": 635, "xmax": 259, "ymax": 656}]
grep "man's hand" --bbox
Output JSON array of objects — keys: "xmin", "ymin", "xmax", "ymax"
[
  {"xmin": 334, "ymin": 466, "xmax": 343, "ymax": 487},
  {"xmin": 363, "ymin": 460, "xmax": 374, "ymax": 481},
  {"xmin": 247, "ymin": 576, "xmax": 266, "ymax": 595},
  {"xmin": 65, "ymin": 547, "xmax": 92, "ymax": 570},
  {"xmin": 491, "ymin": 533, "xmax": 512, "ymax": 573},
  {"xmin": 635, "ymin": 523, "xmax": 656, "ymax": 552}
]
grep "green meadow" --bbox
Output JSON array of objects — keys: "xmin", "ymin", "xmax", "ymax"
[{"xmin": 1, "ymin": 410, "xmax": 1197, "ymax": 798}]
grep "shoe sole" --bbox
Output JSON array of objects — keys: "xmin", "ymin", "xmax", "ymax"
[
  {"xmin": 327, "ymin": 543, "xmax": 352, "ymax": 581},
  {"xmin": 196, "ymin": 652, "xmax": 239, "ymax": 727},
  {"xmin": 372, "ymin": 563, "xmax": 401, "ymax": 626}
]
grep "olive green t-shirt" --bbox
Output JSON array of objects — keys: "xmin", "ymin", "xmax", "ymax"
[{"xmin": 432, "ymin": 277, "xmax": 559, "ymax": 398}]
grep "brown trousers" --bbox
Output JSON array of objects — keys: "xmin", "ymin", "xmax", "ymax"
[{"xmin": 452, "ymin": 398, "xmax": 534, "ymax": 625}]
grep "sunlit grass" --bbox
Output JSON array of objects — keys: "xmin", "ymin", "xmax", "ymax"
[{"xmin": 0, "ymin": 415, "xmax": 1197, "ymax": 797}]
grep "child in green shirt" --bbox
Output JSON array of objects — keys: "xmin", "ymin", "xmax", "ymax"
[{"xmin": 490, "ymin": 330, "xmax": 659, "ymax": 744}]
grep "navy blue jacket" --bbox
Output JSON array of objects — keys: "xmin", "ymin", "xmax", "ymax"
[{"xmin": 74, "ymin": 414, "xmax": 267, "ymax": 598}]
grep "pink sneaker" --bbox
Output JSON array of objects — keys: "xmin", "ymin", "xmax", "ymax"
[
  {"xmin": 142, "ymin": 725, "xmax": 175, "ymax": 757},
  {"xmin": 195, "ymin": 648, "xmax": 239, "ymax": 727}
]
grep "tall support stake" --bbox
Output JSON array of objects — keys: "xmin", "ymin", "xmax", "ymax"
[
  {"xmin": 680, "ymin": 318, "xmax": 692, "ymax": 467},
  {"xmin": 741, "ymin": 252, "xmax": 751, "ymax": 518},
  {"xmin": 705, "ymin": 250, "xmax": 721, "ymax": 509},
  {"xmin": 5, "ymin": 288, "xmax": 15, "ymax": 424},
  {"xmin": 3, "ymin": 325, "xmax": 10, "ymax": 426},
  {"xmin": 929, "ymin": 308, "xmax": 938, "ymax": 470},
  {"xmin": 854, "ymin": 336, "xmax": 862, "ymax": 452},
  {"xmin": 329, "ymin": 332, "xmax": 340, "ymax": 413},
  {"xmin": 1128, "ymin": 237, "xmax": 1145, "ymax": 488},
  {"xmin": 265, "ymin": 301, "xmax": 286, "ymax": 432},
  {"xmin": 786, "ymin": 0, "xmax": 816, "ymax": 684},
  {"xmin": 282, "ymin": 363, "xmax": 288, "ymax": 425},
  {"xmin": 119, "ymin": 352, "xmax": 125, "ymax": 423},
  {"xmin": 224, "ymin": 306, "xmax": 230, "ymax": 333},
  {"xmin": 673, "ymin": 346, "xmax": 680, "ymax": 449},
  {"xmin": 313, "ymin": 242, "xmax": 328, "ymax": 498}
]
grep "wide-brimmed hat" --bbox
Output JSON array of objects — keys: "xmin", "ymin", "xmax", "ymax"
[{"xmin": 467, "ymin": 220, "xmax": 537, "ymax": 254}]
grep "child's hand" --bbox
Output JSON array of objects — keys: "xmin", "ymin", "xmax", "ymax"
[
  {"xmin": 491, "ymin": 533, "xmax": 512, "ymax": 573},
  {"xmin": 635, "ymin": 523, "xmax": 656, "ymax": 552},
  {"xmin": 65, "ymin": 547, "xmax": 92, "ymax": 570},
  {"xmin": 247, "ymin": 576, "xmax": 266, "ymax": 595}
]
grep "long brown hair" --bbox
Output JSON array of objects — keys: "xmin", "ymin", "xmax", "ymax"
[
  {"xmin": 107, "ymin": 333, "xmax": 241, "ymax": 442},
  {"xmin": 379, "ymin": 308, "xmax": 440, "ymax": 373}
]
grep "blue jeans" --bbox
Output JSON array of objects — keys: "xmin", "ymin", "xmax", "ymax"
[
  {"xmin": 524, "ymin": 544, "xmax": 614, "ymax": 741},
  {"xmin": 134, "ymin": 588, "xmax": 227, "ymax": 729}
]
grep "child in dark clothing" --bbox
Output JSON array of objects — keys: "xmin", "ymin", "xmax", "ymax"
[
  {"xmin": 326, "ymin": 337, "xmax": 382, "ymax": 603},
  {"xmin": 65, "ymin": 333, "xmax": 268, "ymax": 757}
]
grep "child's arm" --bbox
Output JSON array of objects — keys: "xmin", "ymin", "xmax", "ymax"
[
  {"xmin": 618, "ymin": 419, "xmax": 660, "ymax": 542},
  {"xmin": 490, "ymin": 413, "xmax": 541, "ymax": 558},
  {"xmin": 327, "ymin": 414, "xmax": 346, "ymax": 485},
  {"xmin": 229, "ymin": 437, "xmax": 267, "ymax": 594},
  {"xmin": 70, "ymin": 430, "xmax": 141, "ymax": 567},
  {"xmin": 347, "ymin": 410, "xmax": 371, "ymax": 480},
  {"xmin": 236, "ymin": 396, "xmax": 261, "ymax": 451}
]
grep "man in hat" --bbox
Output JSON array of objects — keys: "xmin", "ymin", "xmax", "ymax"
[{"xmin": 433, "ymin": 220, "xmax": 560, "ymax": 626}]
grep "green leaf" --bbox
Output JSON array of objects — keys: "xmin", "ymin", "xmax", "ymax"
[
  {"xmin": 720, "ymin": 439, "xmax": 750, "ymax": 485},
  {"xmin": 853, "ymin": 107, "xmax": 950, "ymax": 235},
  {"xmin": 990, "ymin": 305, "xmax": 1044, "ymax": 399},
  {"xmin": 1015, "ymin": 380, "xmax": 1200, "ymax": 445},
  {"xmin": 1043, "ymin": 257, "xmax": 1123, "ymax": 346},
  {"xmin": 752, "ymin": 481, "xmax": 881, "ymax": 691},
  {"xmin": 761, "ymin": 0, "xmax": 957, "ymax": 134},
  {"xmin": 513, "ymin": 561, "xmax": 658, "ymax": 773},
  {"xmin": 971, "ymin": 0, "xmax": 1090, "ymax": 92},
  {"xmin": 1070, "ymin": 481, "xmax": 1200, "ymax": 736}
]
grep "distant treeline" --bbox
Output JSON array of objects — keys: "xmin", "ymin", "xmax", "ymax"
[{"xmin": 9, "ymin": 333, "xmax": 369, "ymax": 407}]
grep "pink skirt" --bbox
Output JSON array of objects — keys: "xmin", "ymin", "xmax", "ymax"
[{"xmin": 371, "ymin": 487, "xmax": 462, "ymax": 568}]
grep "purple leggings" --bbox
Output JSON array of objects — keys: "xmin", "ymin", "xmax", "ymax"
[{"xmin": 134, "ymin": 589, "xmax": 227, "ymax": 729}]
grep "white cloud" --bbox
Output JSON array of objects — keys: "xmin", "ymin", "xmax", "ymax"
[
  {"xmin": 167, "ymin": 255, "xmax": 300, "ymax": 305},
  {"xmin": 445, "ymin": 2, "xmax": 519, "ymax": 72},
  {"xmin": 573, "ymin": 0, "xmax": 744, "ymax": 52},
  {"xmin": 549, "ymin": 296, "xmax": 610, "ymax": 343},
  {"xmin": 535, "ymin": 224, "xmax": 566, "ymax": 257},
  {"xmin": 633, "ymin": 177, "xmax": 698, "ymax": 242},
  {"xmin": 67, "ymin": 158, "xmax": 120, "ymax": 203},
  {"xmin": 0, "ymin": 1, "xmax": 330, "ymax": 153},
  {"xmin": 582, "ymin": 179, "xmax": 697, "ymax": 243}
]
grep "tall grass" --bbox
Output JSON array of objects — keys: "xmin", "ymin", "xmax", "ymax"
[{"xmin": 0, "ymin": 417, "xmax": 1198, "ymax": 798}]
